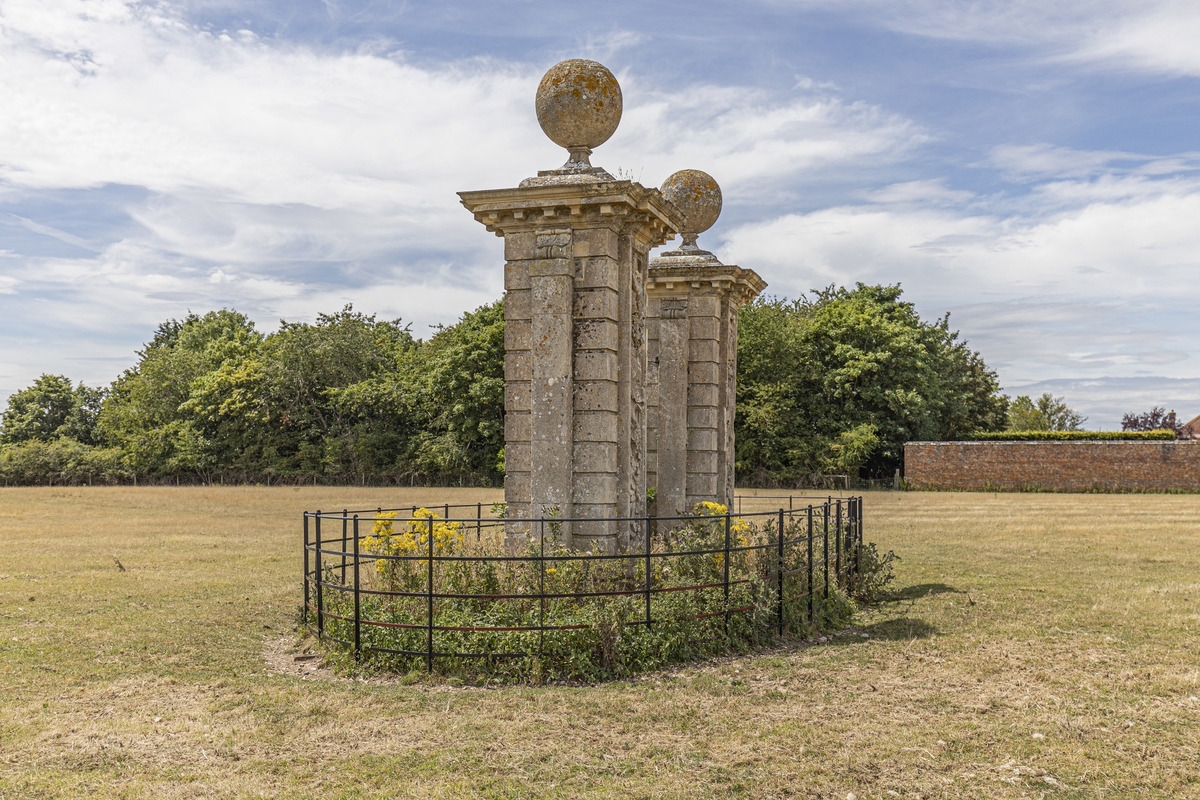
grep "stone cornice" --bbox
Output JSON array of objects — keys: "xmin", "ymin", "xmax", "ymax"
[
  {"xmin": 646, "ymin": 260, "xmax": 767, "ymax": 305},
  {"xmin": 458, "ymin": 180, "xmax": 684, "ymax": 249}
]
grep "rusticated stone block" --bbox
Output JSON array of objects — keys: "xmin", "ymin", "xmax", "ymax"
[
  {"xmin": 574, "ymin": 350, "xmax": 617, "ymax": 381},
  {"xmin": 574, "ymin": 287, "xmax": 619, "ymax": 320},
  {"xmin": 505, "ymin": 442, "xmax": 531, "ymax": 474},
  {"xmin": 505, "ymin": 411, "xmax": 531, "ymax": 443},
  {"xmin": 504, "ymin": 231, "xmax": 537, "ymax": 261},
  {"xmin": 505, "ymin": 262, "xmax": 531, "ymax": 291},
  {"xmin": 687, "ymin": 450, "xmax": 717, "ymax": 474},
  {"xmin": 576, "ymin": 257, "xmax": 620, "ymax": 290},
  {"xmin": 574, "ymin": 412, "xmax": 618, "ymax": 443},
  {"xmin": 688, "ymin": 317, "xmax": 720, "ymax": 340},
  {"xmin": 505, "ymin": 320, "xmax": 531, "ymax": 351},
  {"xmin": 505, "ymin": 288, "xmax": 532, "ymax": 320},
  {"xmin": 504, "ymin": 475, "xmax": 531, "ymax": 504},
  {"xmin": 688, "ymin": 361, "xmax": 720, "ymax": 385},
  {"xmin": 687, "ymin": 295, "xmax": 721, "ymax": 317},
  {"xmin": 505, "ymin": 351, "xmax": 532, "ymax": 381},
  {"xmin": 505, "ymin": 383, "xmax": 531, "ymax": 412},
  {"xmin": 571, "ymin": 228, "xmax": 620, "ymax": 259},
  {"xmin": 530, "ymin": 258, "xmax": 573, "ymax": 277},
  {"xmin": 575, "ymin": 319, "xmax": 618, "ymax": 351},
  {"xmin": 574, "ymin": 381, "xmax": 619, "ymax": 412},
  {"xmin": 688, "ymin": 407, "xmax": 718, "ymax": 428},
  {"xmin": 688, "ymin": 384, "xmax": 718, "ymax": 407},
  {"xmin": 573, "ymin": 441, "xmax": 617, "ymax": 473},
  {"xmin": 688, "ymin": 428, "xmax": 718, "ymax": 452},
  {"xmin": 688, "ymin": 338, "xmax": 719, "ymax": 362},
  {"xmin": 686, "ymin": 473, "xmax": 718, "ymax": 498},
  {"xmin": 573, "ymin": 474, "xmax": 619, "ymax": 504}
]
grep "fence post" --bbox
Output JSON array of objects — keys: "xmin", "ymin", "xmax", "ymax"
[
  {"xmin": 823, "ymin": 501, "xmax": 830, "ymax": 600},
  {"xmin": 777, "ymin": 508, "xmax": 785, "ymax": 636},
  {"xmin": 835, "ymin": 499, "xmax": 843, "ymax": 591},
  {"xmin": 856, "ymin": 496, "xmax": 863, "ymax": 575},
  {"xmin": 723, "ymin": 513, "xmax": 732, "ymax": 634},
  {"xmin": 353, "ymin": 514, "xmax": 361, "ymax": 659},
  {"xmin": 476, "ymin": 502, "xmax": 482, "ymax": 542},
  {"xmin": 315, "ymin": 511, "xmax": 324, "ymax": 641},
  {"xmin": 426, "ymin": 515, "xmax": 434, "ymax": 673},
  {"xmin": 341, "ymin": 509, "xmax": 348, "ymax": 584},
  {"xmin": 807, "ymin": 505, "xmax": 814, "ymax": 623},
  {"xmin": 644, "ymin": 514, "xmax": 653, "ymax": 628},
  {"xmin": 302, "ymin": 512, "xmax": 310, "ymax": 626},
  {"xmin": 538, "ymin": 517, "xmax": 546, "ymax": 660}
]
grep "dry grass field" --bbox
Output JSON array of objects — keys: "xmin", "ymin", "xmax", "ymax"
[{"xmin": 1, "ymin": 487, "xmax": 1198, "ymax": 798}]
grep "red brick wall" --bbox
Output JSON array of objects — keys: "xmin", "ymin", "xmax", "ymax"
[{"xmin": 904, "ymin": 441, "xmax": 1200, "ymax": 492}]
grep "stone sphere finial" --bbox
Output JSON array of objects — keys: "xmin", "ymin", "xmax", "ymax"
[
  {"xmin": 535, "ymin": 59, "xmax": 622, "ymax": 169},
  {"xmin": 661, "ymin": 169, "xmax": 723, "ymax": 250}
]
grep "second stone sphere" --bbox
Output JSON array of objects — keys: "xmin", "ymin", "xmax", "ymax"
[
  {"xmin": 660, "ymin": 169, "xmax": 723, "ymax": 235},
  {"xmin": 535, "ymin": 59, "xmax": 623, "ymax": 150}
]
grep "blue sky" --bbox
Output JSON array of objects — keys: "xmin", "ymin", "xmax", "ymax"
[{"xmin": 2, "ymin": 1, "xmax": 1200, "ymax": 427}]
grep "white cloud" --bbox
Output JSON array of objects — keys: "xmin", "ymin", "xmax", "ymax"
[
  {"xmin": 772, "ymin": 0, "xmax": 1200, "ymax": 77},
  {"xmin": 720, "ymin": 167, "xmax": 1200, "ymax": 414}
]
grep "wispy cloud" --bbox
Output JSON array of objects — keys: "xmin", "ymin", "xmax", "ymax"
[{"xmin": 771, "ymin": 0, "xmax": 1200, "ymax": 76}]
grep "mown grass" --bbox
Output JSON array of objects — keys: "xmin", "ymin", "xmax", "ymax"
[{"xmin": 1, "ymin": 487, "xmax": 1198, "ymax": 798}]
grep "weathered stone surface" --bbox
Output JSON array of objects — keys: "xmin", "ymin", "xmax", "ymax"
[
  {"xmin": 504, "ymin": 231, "xmax": 538, "ymax": 261},
  {"xmin": 505, "ymin": 289, "xmax": 532, "ymax": 320},
  {"xmin": 460, "ymin": 60, "xmax": 691, "ymax": 549},
  {"xmin": 574, "ymin": 288, "xmax": 619, "ymax": 320},
  {"xmin": 644, "ymin": 176, "xmax": 766, "ymax": 512},
  {"xmin": 575, "ymin": 258, "xmax": 620, "ymax": 289},
  {"xmin": 535, "ymin": 59, "xmax": 622, "ymax": 151},
  {"xmin": 505, "ymin": 411, "xmax": 531, "ymax": 442},
  {"xmin": 573, "ymin": 412, "xmax": 618, "ymax": 443},
  {"xmin": 688, "ymin": 428, "xmax": 719, "ymax": 452},
  {"xmin": 661, "ymin": 169, "xmax": 722, "ymax": 241},
  {"xmin": 573, "ymin": 474, "xmax": 619, "ymax": 504},
  {"xmin": 688, "ymin": 361, "xmax": 720, "ymax": 385},
  {"xmin": 505, "ymin": 383, "xmax": 531, "ymax": 412},
  {"xmin": 505, "ymin": 262, "xmax": 532, "ymax": 291},
  {"xmin": 505, "ymin": 320, "xmax": 531, "ymax": 351},
  {"xmin": 574, "ymin": 319, "xmax": 618, "ymax": 351},
  {"xmin": 574, "ymin": 381, "xmax": 618, "ymax": 412},
  {"xmin": 574, "ymin": 350, "xmax": 618, "ymax": 381}
]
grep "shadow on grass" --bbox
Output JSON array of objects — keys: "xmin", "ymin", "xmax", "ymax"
[
  {"xmin": 859, "ymin": 617, "xmax": 939, "ymax": 641},
  {"xmin": 885, "ymin": 583, "xmax": 961, "ymax": 602}
]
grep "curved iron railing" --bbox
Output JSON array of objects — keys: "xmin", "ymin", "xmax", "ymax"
[{"xmin": 302, "ymin": 497, "xmax": 864, "ymax": 672}]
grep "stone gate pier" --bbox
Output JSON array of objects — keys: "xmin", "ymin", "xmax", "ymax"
[
  {"xmin": 646, "ymin": 171, "xmax": 765, "ymax": 518},
  {"xmin": 459, "ymin": 60, "xmax": 764, "ymax": 550},
  {"xmin": 459, "ymin": 60, "xmax": 682, "ymax": 550}
]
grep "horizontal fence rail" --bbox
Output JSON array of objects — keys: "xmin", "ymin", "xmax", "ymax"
[{"xmin": 302, "ymin": 498, "xmax": 864, "ymax": 672}]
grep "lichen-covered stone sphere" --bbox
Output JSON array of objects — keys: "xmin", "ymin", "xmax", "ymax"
[
  {"xmin": 660, "ymin": 169, "xmax": 722, "ymax": 234},
  {"xmin": 535, "ymin": 59, "xmax": 622, "ymax": 150}
]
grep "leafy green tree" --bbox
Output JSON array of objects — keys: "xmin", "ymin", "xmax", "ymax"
[
  {"xmin": 736, "ymin": 284, "xmax": 1006, "ymax": 482},
  {"xmin": 1, "ymin": 374, "xmax": 103, "ymax": 445},
  {"xmin": 257, "ymin": 306, "xmax": 416, "ymax": 478},
  {"xmin": 97, "ymin": 310, "xmax": 263, "ymax": 477},
  {"xmin": 1006, "ymin": 393, "xmax": 1085, "ymax": 431}
]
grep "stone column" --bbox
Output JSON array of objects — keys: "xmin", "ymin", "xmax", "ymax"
[
  {"xmin": 645, "ymin": 171, "xmax": 765, "ymax": 517},
  {"xmin": 458, "ymin": 59, "xmax": 680, "ymax": 550}
]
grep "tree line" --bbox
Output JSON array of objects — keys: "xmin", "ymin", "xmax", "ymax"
[{"xmin": 2, "ymin": 283, "xmax": 1045, "ymax": 487}]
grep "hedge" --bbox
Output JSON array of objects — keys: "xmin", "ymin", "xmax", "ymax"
[{"xmin": 963, "ymin": 430, "xmax": 1178, "ymax": 442}]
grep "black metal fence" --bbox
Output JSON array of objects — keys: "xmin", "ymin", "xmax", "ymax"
[{"xmin": 302, "ymin": 497, "xmax": 864, "ymax": 672}]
